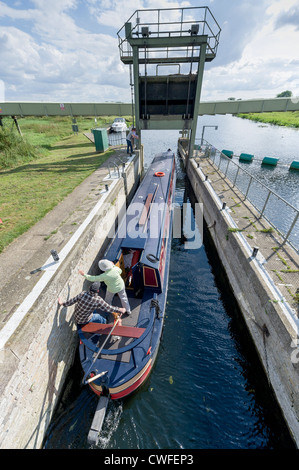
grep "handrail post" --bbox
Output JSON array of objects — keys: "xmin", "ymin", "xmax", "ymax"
[
  {"xmin": 282, "ymin": 211, "xmax": 299, "ymax": 246},
  {"xmin": 233, "ymin": 166, "xmax": 240, "ymax": 187},
  {"xmin": 260, "ymin": 190, "xmax": 271, "ymax": 217},
  {"xmin": 245, "ymin": 175, "xmax": 253, "ymax": 200},
  {"xmin": 224, "ymin": 157, "xmax": 230, "ymax": 177}
]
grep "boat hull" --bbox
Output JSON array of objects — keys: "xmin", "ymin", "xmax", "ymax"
[
  {"xmin": 89, "ymin": 357, "xmax": 153, "ymax": 399},
  {"xmin": 78, "ymin": 150, "xmax": 176, "ymax": 400}
]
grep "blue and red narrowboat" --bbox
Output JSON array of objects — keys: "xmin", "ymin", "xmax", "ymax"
[{"xmin": 77, "ymin": 149, "xmax": 176, "ymax": 443}]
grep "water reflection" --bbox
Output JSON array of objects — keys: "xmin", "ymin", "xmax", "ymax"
[{"xmin": 141, "ymin": 115, "xmax": 299, "ymax": 248}]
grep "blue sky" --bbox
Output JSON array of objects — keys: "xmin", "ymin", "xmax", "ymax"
[{"xmin": 0, "ymin": 0, "xmax": 298, "ymax": 103}]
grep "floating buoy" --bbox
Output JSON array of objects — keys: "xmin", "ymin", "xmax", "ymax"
[
  {"xmin": 262, "ymin": 157, "xmax": 279, "ymax": 166},
  {"xmin": 221, "ymin": 149, "xmax": 233, "ymax": 158},
  {"xmin": 289, "ymin": 161, "xmax": 299, "ymax": 171},
  {"xmin": 154, "ymin": 171, "xmax": 165, "ymax": 177},
  {"xmin": 239, "ymin": 153, "xmax": 254, "ymax": 162}
]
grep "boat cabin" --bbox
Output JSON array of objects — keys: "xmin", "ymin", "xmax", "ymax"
[{"xmin": 109, "ymin": 151, "xmax": 175, "ymax": 295}]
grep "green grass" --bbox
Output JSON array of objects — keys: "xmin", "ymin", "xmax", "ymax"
[
  {"xmin": 0, "ymin": 127, "xmax": 38, "ymax": 168},
  {"xmin": 0, "ymin": 115, "xmax": 132, "ymax": 253},
  {"xmin": 238, "ymin": 111, "xmax": 299, "ymax": 128},
  {"xmin": 0, "ymin": 115, "xmax": 132, "ymax": 166}
]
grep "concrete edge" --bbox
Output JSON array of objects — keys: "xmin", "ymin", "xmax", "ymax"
[{"xmin": 0, "ymin": 151, "xmax": 142, "ymax": 449}]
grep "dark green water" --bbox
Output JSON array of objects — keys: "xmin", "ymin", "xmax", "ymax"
[{"xmin": 43, "ymin": 153, "xmax": 295, "ymax": 450}]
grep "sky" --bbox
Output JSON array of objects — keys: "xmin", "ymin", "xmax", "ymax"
[{"xmin": 0, "ymin": 0, "xmax": 298, "ymax": 103}]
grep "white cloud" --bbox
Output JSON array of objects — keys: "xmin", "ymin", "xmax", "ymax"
[
  {"xmin": 201, "ymin": 0, "xmax": 299, "ymax": 100},
  {"xmin": 0, "ymin": 0, "xmax": 131, "ymax": 101},
  {"xmin": 0, "ymin": 0, "xmax": 298, "ymax": 102},
  {"xmin": 0, "ymin": 1, "xmax": 33, "ymax": 20}
]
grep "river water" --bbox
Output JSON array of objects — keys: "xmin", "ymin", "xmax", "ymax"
[{"xmin": 44, "ymin": 115, "xmax": 298, "ymax": 449}]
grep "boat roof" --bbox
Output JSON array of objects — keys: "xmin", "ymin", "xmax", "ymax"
[{"xmin": 108, "ymin": 150, "xmax": 175, "ymax": 267}]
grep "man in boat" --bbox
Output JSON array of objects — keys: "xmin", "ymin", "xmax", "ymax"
[
  {"xmin": 58, "ymin": 282, "xmax": 125, "ymax": 327},
  {"xmin": 79, "ymin": 259, "xmax": 131, "ymax": 315},
  {"xmin": 126, "ymin": 127, "xmax": 138, "ymax": 155}
]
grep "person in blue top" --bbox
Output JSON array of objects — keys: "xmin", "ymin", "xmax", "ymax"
[
  {"xmin": 126, "ymin": 127, "xmax": 139, "ymax": 155},
  {"xmin": 79, "ymin": 259, "xmax": 131, "ymax": 315}
]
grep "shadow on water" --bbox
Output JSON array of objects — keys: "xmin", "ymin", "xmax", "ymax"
[{"xmin": 187, "ymin": 178, "xmax": 295, "ymax": 449}]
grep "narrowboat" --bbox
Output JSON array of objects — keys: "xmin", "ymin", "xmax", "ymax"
[{"xmin": 78, "ymin": 149, "xmax": 176, "ymax": 444}]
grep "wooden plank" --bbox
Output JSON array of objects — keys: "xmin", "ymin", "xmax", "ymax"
[
  {"xmin": 139, "ymin": 193, "xmax": 153, "ymax": 225},
  {"xmin": 82, "ymin": 322, "xmax": 146, "ymax": 338},
  {"xmin": 83, "ymin": 132, "xmax": 94, "ymax": 143}
]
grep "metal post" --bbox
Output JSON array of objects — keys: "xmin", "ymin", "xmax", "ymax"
[
  {"xmin": 282, "ymin": 211, "xmax": 299, "ymax": 246},
  {"xmin": 188, "ymin": 40, "xmax": 207, "ymax": 161},
  {"xmin": 132, "ymin": 45, "xmax": 140, "ymax": 146},
  {"xmin": 201, "ymin": 125, "xmax": 218, "ymax": 145},
  {"xmin": 224, "ymin": 158, "xmax": 230, "ymax": 177},
  {"xmin": 260, "ymin": 190, "xmax": 271, "ymax": 217},
  {"xmin": 129, "ymin": 64, "xmax": 135, "ymax": 127},
  {"xmin": 252, "ymin": 247, "xmax": 259, "ymax": 257},
  {"xmin": 233, "ymin": 166, "xmax": 240, "ymax": 187},
  {"xmin": 201, "ymin": 127, "xmax": 205, "ymax": 146},
  {"xmin": 12, "ymin": 116, "xmax": 22, "ymax": 136},
  {"xmin": 245, "ymin": 175, "xmax": 253, "ymax": 200}
]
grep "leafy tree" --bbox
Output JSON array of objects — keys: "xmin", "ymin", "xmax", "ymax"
[{"xmin": 276, "ymin": 90, "xmax": 292, "ymax": 97}]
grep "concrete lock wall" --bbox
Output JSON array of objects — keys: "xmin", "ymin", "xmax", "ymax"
[
  {"xmin": 0, "ymin": 151, "xmax": 142, "ymax": 449},
  {"xmin": 181, "ymin": 150, "xmax": 299, "ymax": 447}
]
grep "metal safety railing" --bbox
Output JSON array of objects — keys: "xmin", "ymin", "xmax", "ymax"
[
  {"xmin": 194, "ymin": 140, "xmax": 299, "ymax": 252},
  {"xmin": 108, "ymin": 131, "xmax": 127, "ymax": 147}
]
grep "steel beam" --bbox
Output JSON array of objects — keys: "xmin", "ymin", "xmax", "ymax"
[
  {"xmin": 188, "ymin": 42, "xmax": 207, "ymax": 158},
  {"xmin": 127, "ymin": 35, "xmax": 209, "ymax": 49},
  {"xmin": 0, "ymin": 97, "xmax": 298, "ymax": 118}
]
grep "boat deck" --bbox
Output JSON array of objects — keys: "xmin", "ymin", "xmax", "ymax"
[
  {"xmin": 79, "ymin": 150, "xmax": 175, "ymax": 396},
  {"xmin": 81, "ymin": 286, "xmax": 142, "ymax": 363}
]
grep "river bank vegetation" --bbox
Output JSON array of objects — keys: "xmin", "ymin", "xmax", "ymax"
[
  {"xmin": 0, "ymin": 115, "xmax": 132, "ymax": 168},
  {"xmin": 0, "ymin": 115, "xmax": 132, "ymax": 253},
  {"xmin": 0, "ymin": 110, "xmax": 297, "ymax": 253},
  {"xmin": 238, "ymin": 111, "xmax": 299, "ymax": 128}
]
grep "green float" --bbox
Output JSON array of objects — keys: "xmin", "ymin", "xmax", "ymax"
[
  {"xmin": 221, "ymin": 149, "xmax": 233, "ymax": 158},
  {"xmin": 239, "ymin": 153, "xmax": 254, "ymax": 162},
  {"xmin": 262, "ymin": 157, "xmax": 279, "ymax": 166},
  {"xmin": 289, "ymin": 161, "xmax": 299, "ymax": 171}
]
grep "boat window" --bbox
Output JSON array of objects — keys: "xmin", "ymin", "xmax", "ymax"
[
  {"xmin": 122, "ymin": 248, "xmax": 142, "ymax": 288},
  {"xmin": 143, "ymin": 266, "xmax": 158, "ymax": 288}
]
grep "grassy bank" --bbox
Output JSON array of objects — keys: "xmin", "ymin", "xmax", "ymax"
[
  {"xmin": 238, "ymin": 111, "xmax": 299, "ymax": 128},
  {"xmin": 0, "ymin": 115, "xmax": 131, "ymax": 167},
  {"xmin": 0, "ymin": 115, "xmax": 132, "ymax": 253}
]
